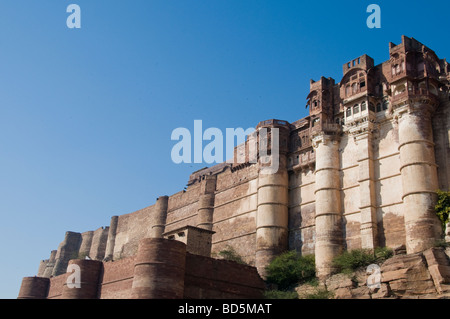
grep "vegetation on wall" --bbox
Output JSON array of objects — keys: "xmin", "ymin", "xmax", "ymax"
[
  {"xmin": 216, "ymin": 245, "xmax": 246, "ymax": 265},
  {"xmin": 435, "ymin": 190, "xmax": 450, "ymax": 232},
  {"xmin": 332, "ymin": 247, "xmax": 393, "ymax": 274}
]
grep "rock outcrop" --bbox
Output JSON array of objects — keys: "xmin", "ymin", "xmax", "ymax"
[{"xmin": 296, "ymin": 247, "xmax": 450, "ymax": 299}]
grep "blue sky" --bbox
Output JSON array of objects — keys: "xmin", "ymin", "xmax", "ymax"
[{"xmin": 0, "ymin": 0, "xmax": 449, "ymax": 298}]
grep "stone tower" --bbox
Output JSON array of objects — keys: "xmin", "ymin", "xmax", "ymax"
[{"xmin": 255, "ymin": 119, "xmax": 290, "ymax": 278}]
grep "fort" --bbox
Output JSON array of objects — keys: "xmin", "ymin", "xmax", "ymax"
[{"xmin": 19, "ymin": 35, "xmax": 450, "ymax": 299}]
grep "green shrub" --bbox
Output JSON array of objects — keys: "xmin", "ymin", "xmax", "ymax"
[
  {"xmin": 332, "ymin": 249, "xmax": 376, "ymax": 273},
  {"xmin": 435, "ymin": 190, "xmax": 450, "ymax": 232},
  {"xmin": 265, "ymin": 251, "xmax": 315, "ymax": 290},
  {"xmin": 217, "ymin": 246, "xmax": 246, "ymax": 264},
  {"xmin": 264, "ymin": 290, "xmax": 298, "ymax": 299},
  {"xmin": 374, "ymin": 246, "xmax": 393, "ymax": 261},
  {"xmin": 304, "ymin": 288, "xmax": 334, "ymax": 299},
  {"xmin": 332, "ymin": 247, "xmax": 393, "ymax": 274}
]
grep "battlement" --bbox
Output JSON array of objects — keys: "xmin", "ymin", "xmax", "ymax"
[{"xmin": 343, "ymin": 54, "xmax": 374, "ymax": 75}]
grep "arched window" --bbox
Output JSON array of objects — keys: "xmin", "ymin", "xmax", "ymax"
[
  {"xmin": 352, "ymin": 83, "xmax": 358, "ymax": 94},
  {"xmin": 346, "ymin": 108, "xmax": 352, "ymax": 117},
  {"xmin": 376, "ymin": 103, "xmax": 382, "ymax": 112},
  {"xmin": 353, "ymin": 104, "xmax": 360, "ymax": 114},
  {"xmin": 361, "ymin": 101, "xmax": 367, "ymax": 112}
]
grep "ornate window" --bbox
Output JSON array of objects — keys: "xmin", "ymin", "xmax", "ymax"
[
  {"xmin": 346, "ymin": 108, "xmax": 352, "ymax": 117},
  {"xmin": 361, "ymin": 101, "xmax": 367, "ymax": 112}
]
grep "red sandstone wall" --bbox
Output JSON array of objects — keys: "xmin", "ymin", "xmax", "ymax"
[
  {"xmin": 47, "ymin": 273, "xmax": 68, "ymax": 299},
  {"xmin": 38, "ymin": 251, "xmax": 264, "ymax": 299},
  {"xmin": 114, "ymin": 206, "xmax": 154, "ymax": 259},
  {"xmin": 98, "ymin": 256, "xmax": 136, "ymax": 299},
  {"xmin": 165, "ymin": 183, "xmax": 201, "ymax": 233},
  {"xmin": 184, "ymin": 253, "xmax": 265, "ymax": 299}
]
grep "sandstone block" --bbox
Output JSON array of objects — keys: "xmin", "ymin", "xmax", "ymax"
[
  {"xmin": 325, "ymin": 273, "xmax": 356, "ymax": 291},
  {"xmin": 351, "ymin": 286, "xmax": 371, "ymax": 299},
  {"xmin": 334, "ymin": 287, "xmax": 352, "ymax": 299},
  {"xmin": 296, "ymin": 284, "xmax": 320, "ymax": 299},
  {"xmin": 370, "ymin": 283, "xmax": 391, "ymax": 299}
]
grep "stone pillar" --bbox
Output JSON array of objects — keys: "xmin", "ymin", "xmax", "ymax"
[
  {"xmin": 397, "ymin": 104, "xmax": 442, "ymax": 253},
  {"xmin": 61, "ymin": 259, "xmax": 102, "ymax": 299},
  {"xmin": 150, "ymin": 196, "xmax": 169, "ymax": 238},
  {"xmin": 18, "ymin": 277, "xmax": 49, "ymax": 299},
  {"xmin": 312, "ymin": 133, "xmax": 343, "ymax": 279},
  {"xmin": 255, "ymin": 122, "xmax": 289, "ymax": 278},
  {"xmin": 131, "ymin": 238, "xmax": 186, "ymax": 299},
  {"xmin": 104, "ymin": 216, "xmax": 119, "ymax": 261},
  {"xmin": 196, "ymin": 175, "xmax": 217, "ymax": 231},
  {"xmin": 355, "ymin": 131, "xmax": 378, "ymax": 249}
]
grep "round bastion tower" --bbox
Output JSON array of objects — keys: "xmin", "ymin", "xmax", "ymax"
[
  {"xmin": 311, "ymin": 132, "xmax": 343, "ymax": 279},
  {"xmin": 255, "ymin": 119, "xmax": 290, "ymax": 278},
  {"xmin": 395, "ymin": 97, "xmax": 442, "ymax": 253}
]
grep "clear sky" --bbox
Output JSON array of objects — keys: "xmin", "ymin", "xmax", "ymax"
[{"xmin": 0, "ymin": 0, "xmax": 449, "ymax": 299}]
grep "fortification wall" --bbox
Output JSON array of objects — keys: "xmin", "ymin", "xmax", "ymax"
[
  {"xmin": 433, "ymin": 95, "xmax": 450, "ymax": 191},
  {"xmin": 99, "ymin": 256, "xmax": 136, "ymax": 299},
  {"xmin": 374, "ymin": 117, "xmax": 404, "ymax": 248},
  {"xmin": 165, "ymin": 183, "xmax": 201, "ymax": 233},
  {"xmin": 113, "ymin": 205, "xmax": 154, "ymax": 259},
  {"xmin": 20, "ymin": 238, "xmax": 265, "ymax": 299},
  {"xmin": 211, "ymin": 165, "xmax": 259, "ymax": 264},
  {"xmin": 184, "ymin": 253, "xmax": 264, "ymax": 299},
  {"xmin": 340, "ymin": 133, "xmax": 362, "ymax": 251},
  {"xmin": 288, "ymin": 168, "xmax": 316, "ymax": 255}
]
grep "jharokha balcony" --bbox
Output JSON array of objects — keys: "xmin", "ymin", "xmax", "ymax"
[{"xmin": 391, "ymin": 87, "xmax": 439, "ymax": 106}]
